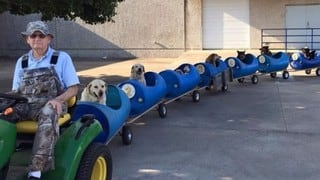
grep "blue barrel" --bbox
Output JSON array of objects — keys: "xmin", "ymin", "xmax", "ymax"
[
  {"xmin": 118, "ymin": 71, "xmax": 167, "ymax": 117},
  {"xmin": 289, "ymin": 52, "xmax": 320, "ymax": 70},
  {"xmin": 72, "ymin": 85, "xmax": 131, "ymax": 143},
  {"xmin": 195, "ymin": 60, "xmax": 229, "ymax": 88},
  {"xmin": 159, "ymin": 63, "xmax": 200, "ymax": 99},
  {"xmin": 258, "ymin": 52, "xmax": 289, "ymax": 73},
  {"xmin": 225, "ymin": 53, "xmax": 259, "ymax": 79}
]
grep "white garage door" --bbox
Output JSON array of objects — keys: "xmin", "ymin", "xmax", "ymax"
[
  {"xmin": 202, "ymin": 0, "xmax": 250, "ymax": 49},
  {"xmin": 286, "ymin": 5, "xmax": 320, "ymax": 49}
]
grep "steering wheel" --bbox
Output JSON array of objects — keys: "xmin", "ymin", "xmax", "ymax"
[{"xmin": 0, "ymin": 93, "xmax": 28, "ymax": 103}]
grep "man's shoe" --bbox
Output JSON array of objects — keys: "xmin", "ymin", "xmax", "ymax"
[{"xmin": 27, "ymin": 176, "xmax": 40, "ymax": 180}]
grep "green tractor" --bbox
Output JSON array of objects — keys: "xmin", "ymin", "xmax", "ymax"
[{"xmin": 0, "ymin": 93, "xmax": 112, "ymax": 180}]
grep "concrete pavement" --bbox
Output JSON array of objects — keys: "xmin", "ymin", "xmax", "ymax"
[{"xmin": 2, "ymin": 50, "xmax": 320, "ymax": 180}]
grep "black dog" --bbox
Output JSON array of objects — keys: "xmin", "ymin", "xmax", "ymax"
[
  {"xmin": 237, "ymin": 50, "xmax": 246, "ymax": 61},
  {"xmin": 259, "ymin": 46, "xmax": 272, "ymax": 56},
  {"xmin": 302, "ymin": 47, "xmax": 316, "ymax": 60}
]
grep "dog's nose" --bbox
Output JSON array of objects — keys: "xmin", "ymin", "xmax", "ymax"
[{"xmin": 99, "ymin": 90, "xmax": 104, "ymax": 97}]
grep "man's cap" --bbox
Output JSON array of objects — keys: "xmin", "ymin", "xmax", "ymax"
[{"xmin": 21, "ymin": 21, "xmax": 53, "ymax": 38}]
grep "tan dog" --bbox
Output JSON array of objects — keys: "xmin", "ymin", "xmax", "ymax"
[
  {"xmin": 80, "ymin": 79, "xmax": 107, "ymax": 105},
  {"xmin": 205, "ymin": 53, "xmax": 222, "ymax": 64},
  {"xmin": 130, "ymin": 63, "xmax": 146, "ymax": 85}
]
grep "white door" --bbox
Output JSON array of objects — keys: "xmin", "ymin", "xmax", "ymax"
[
  {"xmin": 286, "ymin": 5, "xmax": 320, "ymax": 49},
  {"xmin": 202, "ymin": 0, "xmax": 250, "ymax": 49}
]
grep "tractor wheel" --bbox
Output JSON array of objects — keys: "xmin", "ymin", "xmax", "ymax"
[
  {"xmin": 0, "ymin": 162, "xmax": 9, "ymax": 180},
  {"xmin": 75, "ymin": 143, "xmax": 112, "ymax": 180}
]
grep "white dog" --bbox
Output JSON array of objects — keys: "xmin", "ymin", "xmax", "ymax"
[
  {"xmin": 130, "ymin": 63, "xmax": 146, "ymax": 85},
  {"xmin": 80, "ymin": 79, "xmax": 107, "ymax": 105}
]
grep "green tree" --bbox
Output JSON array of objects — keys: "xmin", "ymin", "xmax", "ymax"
[{"xmin": 0, "ymin": 0, "xmax": 124, "ymax": 24}]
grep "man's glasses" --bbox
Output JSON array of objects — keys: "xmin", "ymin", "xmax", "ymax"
[{"xmin": 29, "ymin": 34, "xmax": 46, "ymax": 39}]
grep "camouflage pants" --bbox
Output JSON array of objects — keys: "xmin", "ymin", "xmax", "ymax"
[{"xmin": 29, "ymin": 103, "xmax": 59, "ymax": 172}]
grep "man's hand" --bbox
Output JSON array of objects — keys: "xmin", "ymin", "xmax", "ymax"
[{"xmin": 47, "ymin": 98, "xmax": 63, "ymax": 115}]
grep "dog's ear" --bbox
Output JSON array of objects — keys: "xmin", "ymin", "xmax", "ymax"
[
  {"xmin": 131, "ymin": 65, "xmax": 135, "ymax": 73},
  {"xmin": 142, "ymin": 65, "xmax": 145, "ymax": 73},
  {"xmin": 87, "ymin": 83, "xmax": 92, "ymax": 94}
]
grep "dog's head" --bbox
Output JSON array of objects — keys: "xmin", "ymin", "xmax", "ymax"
[
  {"xmin": 183, "ymin": 65, "xmax": 191, "ymax": 74},
  {"xmin": 237, "ymin": 50, "xmax": 246, "ymax": 60},
  {"xmin": 205, "ymin": 53, "xmax": 221, "ymax": 64},
  {"xmin": 302, "ymin": 47, "xmax": 314, "ymax": 59},
  {"xmin": 87, "ymin": 79, "xmax": 107, "ymax": 99},
  {"xmin": 260, "ymin": 46, "xmax": 272, "ymax": 55},
  {"xmin": 131, "ymin": 63, "xmax": 145, "ymax": 78}
]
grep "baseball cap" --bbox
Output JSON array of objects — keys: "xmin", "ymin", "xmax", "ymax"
[{"xmin": 21, "ymin": 21, "xmax": 53, "ymax": 38}]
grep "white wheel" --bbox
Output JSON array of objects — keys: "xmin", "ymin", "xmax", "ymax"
[
  {"xmin": 227, "ymin": 59, "xmax": 236, "ymax": 68},
  {"xmin": 121, "ymin": 83, "xmax": 135, "ymax": 99},
  {"xmin": 291, "ymin": 53, "xmax": 299, "ymax": 61},
  {"xmin": 258, "ymin": 55, "xmax": 266, "ymax": 64},
  {"xmin": 196, "ymin": 64, "xmax": 205, "ymax": 74}
]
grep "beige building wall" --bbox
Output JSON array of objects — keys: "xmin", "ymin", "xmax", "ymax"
[
  {"xmin": 1, "ymin": 0, "xmax": 320, "ymax": 58},
  {"xmin": 250, "ymin": 0, "xmax": 320, "ymax": 49},
  {"xmin": 0, "ymin": 0, "xmax": 192, "ymax": 58}
]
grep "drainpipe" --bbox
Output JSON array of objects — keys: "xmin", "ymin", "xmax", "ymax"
[{"xmin": 184, "ymin": 0, "xmax": 187, "ymax": 51}]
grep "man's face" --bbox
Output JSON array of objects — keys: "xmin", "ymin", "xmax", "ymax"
[{"xmin": 26, "ymin": 31, "xmax": 51, "ymax": 51}]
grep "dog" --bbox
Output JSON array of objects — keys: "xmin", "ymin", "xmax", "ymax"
[
  {"xmin": 205, "ymin": 53, "xmax": 222, "ymax": 64},
  {"xmin": 237, "ymin": 50, "xmax": 246, "ymax": 61},
  {"xmin": 80, "ymin": 79, "xmax": 107, "ymax": 105},
  {"xmin": 260, "ymin": 46, "xmax": 272, "ymax": 56},
  {"xmin": 175, "ymin": 65, "xmax": 191, "ymax": 75},
  {"xmin": 130, "ymin": 63, "xmax": 147, "ymax": 85},
  {"xmin": 302, "ymin": 47, "xmax": 316, "ymax": 60}
]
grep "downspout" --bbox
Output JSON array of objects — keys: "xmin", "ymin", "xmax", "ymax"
[{"xmin": 184, "ymin": 0, "xmax": 187, "ymax": 51}]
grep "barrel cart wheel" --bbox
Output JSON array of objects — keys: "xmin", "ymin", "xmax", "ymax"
[
  {"xmin": 237, "ymin": 78, "xmax": 245, "ymax": 83},
  {"xmin": 221, "ymin": 83, "xmax": 228, "ymax": 92},
  {"xmin": 158, "ymin": 103, "xmax": 167, "ymax": 118},
  {"xmin": 121, "ymin": 125, "xmax": 133, "ymax": 145},
  {"xmin": 270, "ymin": 72, "xmax": 277, "ymax": 78},
  {"xmin": 251, "ymin": 75, "xmax": 259, "ymax": 84},
  {"xmin": 282, "ymin": 70, "xmax": 289, "ymax": 79},
  {"xmin": 192, "ymin": 90, "xmax": 200, "ymax": 102},
  {"xmin": 75, "ymin": 143, "xmax": 113, "ymax": 180},
  {"xmin": 305, "ymin": 69, "xmax": 312, "ymax": 74},
  {"xmin": 316, "ymin": 68, "xmax": 320, "ymax": 76}
]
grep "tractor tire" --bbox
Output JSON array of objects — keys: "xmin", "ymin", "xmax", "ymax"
[
  {"xmin": 75, "ymin": 143, "xmax": 112, "ymax": 180},
  {"xmin": 0, "ymin": 162, "xmax": 9, "ymax": 180}
]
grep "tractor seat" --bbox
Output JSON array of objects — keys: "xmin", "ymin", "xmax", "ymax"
[{"xmin": 16, "ymin": 96, "xmax": 77, "ymax": 133}]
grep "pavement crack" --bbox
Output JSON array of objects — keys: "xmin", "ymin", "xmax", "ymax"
[{"xmin": 275, "ymin": 81, "xmax": 289, "ymax": 132}]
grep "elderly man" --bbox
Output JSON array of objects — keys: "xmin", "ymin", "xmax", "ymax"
[{"xmin": 2, "ymin": 21, "xmax": 79, "ymax": 180}]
